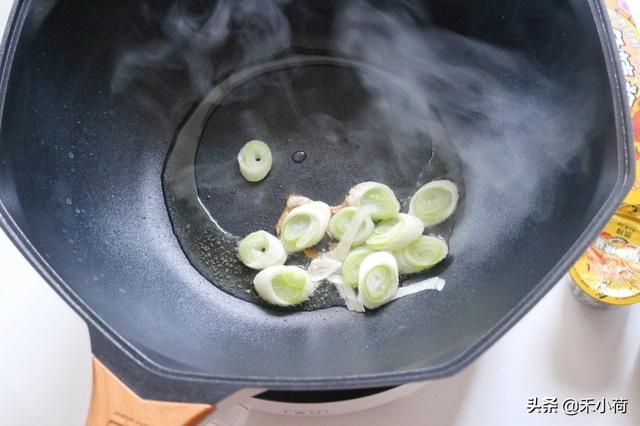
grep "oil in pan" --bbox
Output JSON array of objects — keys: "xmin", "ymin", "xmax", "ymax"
[{"xmin": 162, "ymin": 55, "xmax": 462, "ymax": 311}]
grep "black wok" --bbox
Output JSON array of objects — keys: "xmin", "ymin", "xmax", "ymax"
[{"xmin": 0, "ymin": 0, "xmax": 633, "ymax": 403}]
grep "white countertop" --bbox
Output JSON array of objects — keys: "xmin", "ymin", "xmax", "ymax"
[{"xmin": 1, "ymin": 1, "xmax": 639, "ymax": 425}]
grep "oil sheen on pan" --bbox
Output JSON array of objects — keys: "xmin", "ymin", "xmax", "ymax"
[{"xmin": 162, "ymin": 55, "xmax": 463, "ymax": 311}]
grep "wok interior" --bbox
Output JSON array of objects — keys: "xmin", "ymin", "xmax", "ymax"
[{"xmin": 0, "ymin": 0, "xmax": 623, "ymax": 390}]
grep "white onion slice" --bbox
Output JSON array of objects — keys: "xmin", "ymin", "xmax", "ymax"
[
  {"xmin": 307, "ymin": 208, "xmax": 372, "ymax": 310},
  {"xmin": 366, "ymin": 213, "xmax": 424, "ymax": 251},
  {"xmin": 326, "ymin": 207, "xmax": 369, "ymax": 262},
  {"xmin": 307, "ymin": 257, "xmax": 342, "ymax": 282},
  {"xmin": 237, "ymin": 230, "xmax": 287, "ymax": 270},
  {"xmin": 357, "ymin": 251, "xmax": 399, "ymax": 309},
  {"xmin": 394, "ymin": 277, "xmax": 446, "ymax": 299},
  {"xmin": 409, "ymin": 180, "xmax": 459, "ymax": 227},
  {"xmin": 394, "ymin": 236, "xmax": 448, "ymax": 274},
  {"xmin": 279, "ymin": 201, "xmax": 331, "ymax": 252},
  {"xmin": 306, "ymin": 208, "xmax": 368, "ymax": 282},
  {"xmin": 328, "ymin": 207, "xmax": 375, "ymax": 246},
  {"xmin": 253, "ymin": 265, "xmax": 314, "ymax": 306},
  {"xmin": 346, "ymin": 182, "xmax": 400, "ymax": 221},
  {"xmin": 341, "ymin": 247, "xmax": 374, "ymax": 287},
  {"xmin": 328, "ymin": 274, "xmax": 366, "ymax": 312},
  {"xmin": 237, "ymin": 140, "xmax": 272, "ymax": 182}
]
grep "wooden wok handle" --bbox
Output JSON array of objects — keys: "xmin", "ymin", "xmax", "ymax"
[{"xmin": 85, "ymin": 357, "xmax": 215, "ymax": 426}]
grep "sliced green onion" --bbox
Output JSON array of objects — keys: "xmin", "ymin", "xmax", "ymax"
[
  {"xmin": 279, "ymin": 201, "xmax": 330, "ymax": 252},
  {"xmin": 307, "ymin": 257, "xmax": 342, "ymax": 282},
  {"xmin": 342, "ymin": 247, "xmax": 374, "ymax": 287},
  {"xmin": 365, "ymin": 213, "xmax": 424, "ymax": 251},
  {"xmin": 394, "ymin": 277, "xmax": 445, "ymax": 299},
  {"xmin": 346, "ymin": 182, "xmax": 400, "ymax": 221},
  {"xmin": 394, "ymin": 236, "xmax": 448, "ymax": 274},
  {"xmin": 327, "ymin": 208, "xmax": 369, "ymax": 262},
  {"xmin": 276, "ymin": 194, "xmax": 312, "ymax": 234},
  {"xmin": 306, "ymin": 208, "xmax": 368, "ymax": 283},
  {"xmin": 306, "ymin": 208, "xmax": 371, "ymax": 311},
  {"xmin": 237, "ymin": 230, "xmax": 287, "ymax": 270},
  {"xmin": 237, "ymin": 139, "xmax": 272, "ymax": 182},
  {"xmin": 253, "ymin": 265, "xmax": 314, "ymax": 306},
  {"xmin": 409, "ymin": 180, "xmax": 459, "ymax": 227},
  {"xmin": 357, "ymin": 251, "xmax": 399, "ymax": 309},
  {"xmin": 307, "ymin": 257, "xmax": 367, "ymax": 311},
  {"xmin": 327, "ymin": 274, "xmax": 366, "ymax": 312},
  {"xmin": 328, "ymin": 207, "xmax": 374, "ymax": 246}
]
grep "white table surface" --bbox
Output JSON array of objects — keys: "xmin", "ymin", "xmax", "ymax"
[{"xmin": 1, "ymin": 1, "xmax": 640, "ymax": 425}]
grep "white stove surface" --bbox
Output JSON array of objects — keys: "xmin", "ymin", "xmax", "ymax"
[{"xmin": 1, "ymin": 1, "xmax": 640, "ymax": 425}]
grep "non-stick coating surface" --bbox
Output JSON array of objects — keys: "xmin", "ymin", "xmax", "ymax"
[{"xmin": 0, "ymin": 0, "xmax": 632, "ymax": 402}]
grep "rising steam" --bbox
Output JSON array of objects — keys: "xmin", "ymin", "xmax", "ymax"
[{"xmin": 116, "ymin": 0, "xmax": 606, "ymax": 259}]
